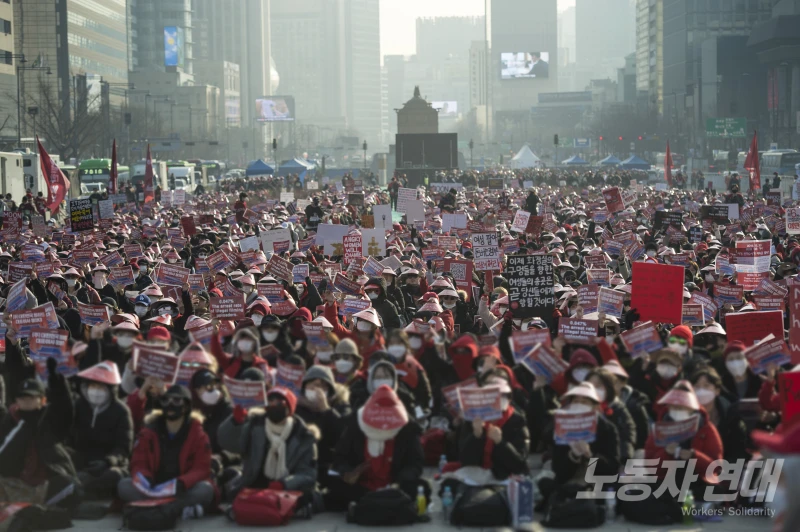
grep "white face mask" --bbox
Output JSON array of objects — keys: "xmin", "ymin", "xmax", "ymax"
[
  {"xmin": 237, "ymin": 339, "xmax": 255, "ymax": 353},
  {"xmin": 657, "ymin": 363, "xmax": 679, "ymax": 379},
  {"xmin": 497, "ymin": 306, "xmax": 508, "ymax": 315},
  {"xmin": 356, "ymin": 321, "xmax": 373, "ymax": 332},
  {"xmin": 86, "ymin": 387, "xmax": 109, "ymax": 407},
  {"xmin": 646, "ymin": 250, "xmax": 657, "ymax": 258},
  {"xmin": 409, "ymin": 337, "xmax": 423, "ymax": 350},
  {"xmin": 335, "ymin": 359, "xmax": 354, "ymax": 374},
  {"xmin": 695, "ymin": 388, "xmax": 715, "ymax": 406},
  {"xmin": 567, "ymin": 251, "xmax": 575, "ymax": 258},
  {"xmin": 367, "ymin": 292, "xmax": 379, "ymax": 300},
  {"xmin": 572, "ymin": 367, "xmax": 590, "ymax": 382},
  {"xmin": 201, "ymin": 389, "xmax": 221, "ymax": 405},
  {"xmin": 251, "ymin": 314, "xmax": 263, "ymax": 327},
  {"xmin": 726, "ymin": 359, "xmax": 748, "ymax": 377},
  {"xmin": 372, "ymin": 378, "xmax": 394, "ymax": 390},
  {"xmin": 94, "ymin": 275, "xmax": 107, "ymax": 288},
  {"xmin": 116, "ymin": 335, "xmax": 134, "ymax": 349},
  {"xmin": 442, "ymin": 301, "xmax": 456, "ymax": 309},
  {"xmin": 669, "ymin": 408, "xmax": 693, "ymax": 422},
  {"xmin": 568, "ymin": 403, "xmax": 593, "ymax": 414},
  {"xmin": 133, "ymin": 271, "xmax": 140, "ymax": 279},
  {"xmin": 304, "ymin": 388, "xmax": 319, "ymax": 401},
  {"xmin": 198, "ymin": 254, "xmax": 208, "ymax": 259},
  {"xmin": 262, "ymin": 330, "xmax": 279, "ymax": 343},
  {"xmin": 297, "ymin": 286, "xmax": 304, "ymax": 297},
  {"xmin": 168, "ymin": 259, "xmax": 178, "ymax": 264},
  {"xmin": 668, "ymin": 343, "xmax": 688, "ymax": 357},
  {"xmin": 595, "ymin": 388, "xmax": 606, "ymax": 403},
  {"xmin": 242, "ymin": 286, "xmax": 254, "ymax": 295},
  {"xmin": 387, "ymin": 345, "xmax": 406, "ymax": 360},
  {"xmin": 135, "ymin": 306, "xmax": 148, "ymax": 317},
  {"xmin": 500, "ymin": 397, "xmax": 510, "ymax": 411},
  {"xmin": 67, "ymin": 278, "xmax": 77, "ymax": 287},
  {"xmin": 705, "ymin": 274, "xmax": 715, "ymax": 283},
  {"xmin": 316, "ymin": 350, "xmax": 333, "ymax": 362}
]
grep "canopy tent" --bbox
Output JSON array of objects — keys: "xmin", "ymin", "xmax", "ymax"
[
  {"xmin": 619, "ymin": 155, "xmax": 650, "ymax": 170},
  {"xmin": 509, "ymin": 144, "xmax": 542, "ymax": 169},
  {"xmin": 598, "ymin": 155, "xmax": 622, "ymax": 166},
  {"xmin": 562, "ymin": 155, "xmax": 589, "ymax": 165},
  {"xmin": 276, "ymin": 158, "xmax": 316, "ymax": 181},
  {"xmin": 245, "ymin": 159, "xmax": 274, "ymax": 176}
]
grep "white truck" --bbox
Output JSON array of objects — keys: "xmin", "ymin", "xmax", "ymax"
[
  {"xmin": 0, "ymin": 151, "xmax": 27, "ymax": 200},
  {"xmin": 19, "ymin": 150, "xmax": 60, "ymax": 197}
]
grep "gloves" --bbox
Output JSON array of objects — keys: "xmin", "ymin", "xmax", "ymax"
[
  {"xmin": 232, "ymin": 404, "xmax": 247, "ymax": 425},
  {"xmin": 268, "ymin": 481, "xmax": 284, "ymax": 491},
  {"xmin": 46, "ymin": 357, "xmax": 58, "ymax": 377},
  {"xmin": 175, "ymin": 479, "xmax": 186, "ymax": 495}
]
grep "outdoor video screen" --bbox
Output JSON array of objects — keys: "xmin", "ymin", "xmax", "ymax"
[
  {"xmin": 501, "ymin": 52, "xmax": 550, "ymax": 80},
  {"xmin": 255, "ymin": 96, "xmax": 295, "ymax": 122},
  {"xmin": 431, "ymin": 101, "xmax": 458, "ymax": 117}
]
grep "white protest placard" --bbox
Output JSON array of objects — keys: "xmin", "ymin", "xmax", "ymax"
[
  {"xmin": 405, "ymin": 200, "xmax": 425, "ymax": 223},
  {"xmin": 280, "ymin": 192, "xmax": 295, "ymax": 204},
  {"xmin": 361, "ymin": 229, "xmax": 386, "ymax": 256},
  {"xmin": 173, "ymin": 189, "xmax": 186, "ymax": 205},
  {"xmin": 238, "ymin": 235, "xmax": 260, "ymax": 252},
  {"xmin": 786, "ymin": 208, "xmax": 800, "ymax": 234},
  {"xmin": 296, "ymin": 199, "xmax": 310, "ymax": 212},
  {"xmin": 396, "ymin": 188, "xmax": 418, "ymax": 213},
  {"xmin": 98, "ymin": 199, "xmax": 114, "ymax": 220},
  {"xmin": 315, "ymin": 223, "xmax": 351, "ymax": 247},
  {"xmin": 373, "ymin": 204, "xmax": 393, "ymax": 229},
  {"xmin": 722, "ymin": 203, "xmax": 740, "ymax": 220},
  {"xmin": 471, "ymin": 232, "xmax": 501, "ymax": 271},
  {"xmin": 307, "ymin": 181, "xmax": 319, "ymax": 190},
  {"xmin": 259, "ymin": 228, "xmax": 292, "ymax": 252},
  {"xmin": 442, "ymin": 213, "xmax": 467, "ymax": 233}
]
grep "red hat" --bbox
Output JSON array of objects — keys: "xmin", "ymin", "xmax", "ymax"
[
  {"xmin": 723, "ymin": 341, "xmax": 746, "ymax": 360},
  {"xmin": 77, "ymin": 361, "xmax": 121, "ymax": 385},
  {"xmin": 360, "ymin": 384, "xmax": 408, "ymax": 430},
  {"xmin": 568, "ymin": 349, "xmax": 598, "ymax": 369},
  {"xmin": 267, "ymin": 386, "xmax": 297, "ymax": 415},
  {"xmin": 657, "ymin": 380, "xmax": 700, "ymax": 410},
  {"xmin": 751, "ymin": 422, "xmax": 800, "ymax": 455},
  {"xmin": 129, "ymin": 260, "xmax": 140, "ymax": 271},
  {"xmin": 669, "ymin": 325, "xmax": 693, "ymax": 348},
  {"xmin": 478, "ymin": 345, "xmax": 502, "ymax": 361},
  {"xmin": 147, "ymin": 326, "xmax": 171, "ymax": 342}
]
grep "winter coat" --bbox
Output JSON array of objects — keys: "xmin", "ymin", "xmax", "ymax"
[
  {"xmin": 605, "ymin": 399, "xmax": 637, "ymax": 461},
  {"xmin": 619, "ymin": 385, "xmax": 652, "ymax": 449},
  {"xmin": 552, "ymin": 414, "xmax": 619, "ymax": 487},
  {"xmin": 710, "ymin": 395, "xmax": 750, "ymax": 462},
  {"xmin": 72, "ymin": 390, "xmax": 133, "ymax": 469},
  {"xmin": 210, "ymin": 327, "xmax": 271, "ymax": 379},
  {"xmin": 197, "ymin": 398, "xmax": 233, "ymax": 455},
  {"xmin": 217, "ymin": 410, "xmax": 318, "ymax": 498},
  {"xmin": 323, "ymin": 302, "xmax": 386, "ymax": 364},
  {"xmin": 457, "ymin": 407, "xmax": 530, "ymax": 480},
  {"xmin": 366, "ymin": 277, "xmax": 403, "ymax": 330},
  {"xmin": 131, "ymin": 411, "xmax": 218, "ymax": 497}
]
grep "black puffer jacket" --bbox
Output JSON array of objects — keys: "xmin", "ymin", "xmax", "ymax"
[
  {"xmin": 72, "ymin": 384, "xmax": 134, "ymax": 469},
  {"xmin": 458, "ymin": 407, "xmax": 530, "ymax": 480},
  {"xmin": 366, "ymin": 277, "xmax": 403, "ymax": 329}
]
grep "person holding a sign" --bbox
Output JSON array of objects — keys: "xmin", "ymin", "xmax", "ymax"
[
  {"xmin": 210, "ymin": 326, "xmax": 269, "ymax": 380},
  {"xmin": 631, "ymin": 348, "xmax": 686, "ymax": 419},
  {"xmin": 323, "ymin": 293, "xmax": 386, "ymax": 365},
  {"xmin": 119, "ymin": 385, "xmax": 217, "ymax": 515},
  {"xmin": 586, "ymin": 368, "xmax": 637, "ymax": 461}
]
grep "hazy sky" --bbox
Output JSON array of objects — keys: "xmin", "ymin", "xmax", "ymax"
[{"xmin": 380, "ymin": 0, "xmax": 576, "ymax": 57}]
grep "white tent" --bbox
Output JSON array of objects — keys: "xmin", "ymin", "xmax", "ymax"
[{"xmin": 510, "ymin": 144, "xmax": 542, "ymax": 169}]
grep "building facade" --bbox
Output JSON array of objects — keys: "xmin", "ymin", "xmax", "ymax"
[
  {"xmin": 636, "ymin": 0, "xmax": 664, "ymax": 114},
  {"xmin": 576, "ymin": 0, "xmax": 636, "ymax": 80}
]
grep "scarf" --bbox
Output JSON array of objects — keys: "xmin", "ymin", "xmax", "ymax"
[
  {"xmin": 481, "ymin": 406, "xmax": 514, "ymax": 469},
  {"xmin": 357, "ymin": 407, "xmax": 402, "ymax": 457},
  {"xmin": 263, "ymin": 417, "xmax": 294, "ymax": 481}
]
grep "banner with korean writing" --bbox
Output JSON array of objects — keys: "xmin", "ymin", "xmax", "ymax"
[
  {"xmin": 275, "ymin": 360, "xmax": 305, "ymax": 396},
  {"xmin": 471, "ymin": 232, "xmax": 501, "ymax": 271},
  {"xmin": 554, "ymin": 410, "xmax": 598, "ymax": 444},
  {"xmin": 77, "ymin": 302, "xmax": 111, "ymax": 326},
  {"xmin": 11, "ymin": 303, "xmax": 59, "ymax": 338},
  {"xmin": 654, "ymin": 416, "xmax": 700, "ymax": 446},
  {"xmin": 598, "ymin": 287, "xmax": 625, "ymax": 318},
  {"xmin": 726, "ymin": 310, "xmax": 784, "ymax": 347},
  {"xmin": 519, "ymin": 344, "xmax": 569, "ymax": 383},
  {"xmin": 743, "ymin": 333, "xmax": 791, "ymax": 374},
  {"xmin": 457, "ymin": 385, "xmax": 503, "ymax": 422},
  {"xmin": 28, "ymin": 328, "xmax": 73, "ymax": 378},
  {"xmin": 133, "ymin": 344, "xmax": 179, "ymax": 384},
  {"xmin": 787, "ymin": 208, "xmax": 800, "ymax": 234},
  {"xmin": 224, "ymin": 375, "xmax": 267, "ymax": 408},
  {"xmin": 507, "ymin": 255, "xmax": 554, "ymax": 323},
  {"xmin": 620, "ymin": 321, "xmax": 663, "ymax": 358},
  {"xmin": 155, "ymin": 264, "xmax": 190, "ymax": 287},
  {"xmin": 69, "ymin": 198, "xmax": 94, "ymax": 232},
  {"xmin": 265, "ymin": 254, "xmax": 294, "ymax": 283}
]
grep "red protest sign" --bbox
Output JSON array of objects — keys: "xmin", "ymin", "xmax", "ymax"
[
  {"xmin": 342, "ymin": 234, "xmax": 363, "ymax": 266},
  {"xmin": 209, "ymin": 295, "xmax": 246, "ymax": 320},
  {"xmin": 265, "ymin": 254, "xmax": 293, "ymax": 283},
  {"xmin": 554, "ymin": 410, "xmax": 598, "ymax": 444},
  {"xmin": 620, "ymin": 321, "xmax": 663, "ymax": 358},
  {"xmin": 333, "ymin": 272, "xmax": 362, "ymax": 296},
  {"xmin": 76, "ymin": 301, "xmax": 111, "ymax": 326},
  {"xmin": 631, "ymin": 262, "xmax": 684, "ymax": 324},
  {"xmin": 519, "ymin": 344, "xmax": 569, "ymax": 383},
  {"xmin": 598, "ymin": 287, "xmax": 625, "ymax": 318},
  {"xmin": 725, "ymin": 310, "xmax": 784, "ymax": 347},
  {"xmin": 181, "ymin": 216, "xmax": 197, "ymax": 236},
  {"xmin": 155, "ymin": 264, "xmax": 190, "ymax": 287},
  {"xmin": 743, "ymin": 333, "xmax": 791, "ymax": 374},
  {"xmin": 602, "ymin": 187, "xmax": 625, "ymax": 213},
  {"xmin": 576, "ymin": 285, "xmax": 599, "ymax": 314},
  {"xmin": 133, "ymin": 344, "xmax": 179, "ymax": 384},
  {"xmin": 275, "ymin": 360, "xmax": 305, "ymax": 396},
  {"xmin": 457, "ymin": 385, "xmax": 503, "ymax": 422},
  {"xmin": 11, "ymin": 303, "xmax": 59, "ymax": 338},
  {"xmin": 779, "ymin": 371, "xmax": 800, "ymax": 428},
  {"xmin": 510, "ymin": 329, "xmax": 552, "ymax": 362},
  {"xmin": 557, "ymin": 318, "xmax": 599, "ymax": 344},
  {"xmin": 223, "ymin": 375, "xmax": 267, "ymax": 408},
  {"xmin": 681, "ymin": 304, "xmax": 705, "ymax": 326},
  {"xmin": 654, "ymin": 416, "xmax": 700, "ymax": 447},
  {"xmin": 187, "ymin": 274, "xmax": 206, "ymax": 291}
]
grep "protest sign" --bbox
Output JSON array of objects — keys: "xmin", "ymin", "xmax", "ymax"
[
  {"xmin": 372, "ymin": 205, "xmax": 393, "ymax": 229},
  {"xmin": 361, "ymin": 229, "xmax": 386, "ymax": 256},
  {"xmin": 7, "ymin": 263, "xmax": 32, "ymax": 283},
  {"xmin": 206, "ymin": 250, "xmax": 233, "ymax": 273},
  {"xmin": 238, "ymin": 235, "xmax": 260, "ymax": 252},
  {"xmin": 396, "ymin": 188, "xmax": 418, "ymax": 213},
  {"xmin": 260, "ymin": 228, "xmax": 293, "ymax": 252},
  {"xmin": 620, "ymin": 321, "xmax": 663, "ymax": 358},
  {"xmin": 735, "ymin": 240, "xmax": 771, "ymax": 274},
  {"xmin": 509, "ymin": 329, "xmax": 553, "ymax": 362},
  {"xmin": 753, "ymin": 295, "xmax": 785, "ymax": 312},
  {"xmin": 714, "ymin": 283, "xmax": 744, "ymax": 306},
  {"xmin": 123, "ymin": 243, "xmax": 144, "ymax": 260},
  {"xmin": 700, "ymin": 205, "xmax": 732, "ymax": 223},
  {"xmin": 362, "ymin": 256, "xmax": 384, "ymax": 277},
  {"xmin": 444, "ymin": 258, "xmax": 474, "ymax": 298},
  {"xmin": 558, "ymin": 318, "xmax": 599, "ymax": 344},
  {"xmin": 275, "ymin": 360, "xmax": 305, "ymax": 396},
  {"xmin": 223, "ymin": 375, "xmax": 267, "ymax": 408},
  {"xmin": 787, "ymin": 208, "xmax": 800, "ymax": 234},
  {"xmin": 98, "ymin": 199, "xmax": 114, "ymax": 221},
  {"xmin": 265, "ymin": 253, "xmax": 294, "ymax": 283},
  {"xmin": 342, "ymin": 234, "xmax": 362, "ymax": 266},
  {"xmin": 519, "ymin": 344, "xmax": 569, "ymax": 383},
  {"xmin": 457, "ymin": 385, "xmax": 503, "ymax": 422},
  {"xmin": 292, "ymin": 263, "xmax": 309, "ymax": 284},
  {"xmin": 653, "ymin": 211, "xmax": 683, "ymax": 232},
  {"xmin": 77, "ymin": 302, "xmax": 111, "ymax": 326},
  {"xmin": 654, "ymin": 416, "xmax": 700, "ymax": 446},
  {"xmin": 506, "ymin": 255, "xmax": 555, "ymax": 323},
  {"xmin": 333, "ymin": 272, "xmax": 362, "ymax": 296},
  {"xmin": 689, "ymin": 292, "xmax": 718, "ymax": 323},
  {"xmin": 442, "ymin": 213, "xmax": 467, "ymax": 233},
  {"xmin": 471, "ymin": 232, "xmax": 501, "ymax": 271},
  {"xmin": 155, "ymin": 264, "xmax": 190, "ymax": 286},
  {"xmin": 554, "ymin": 410, "xmax": 598, "ymax": 444},
  {"xmin": 133, "ymin": 344, "xmax": 179, "ymax": 384},
  {"xmin": 99, "ymin": 250, "xmax": 124, "ymax": 267},
  {"xmin": 209, "ymin": 295, "xmax": 246, "ymax": 320},
  {"xmin": 257, "ymin": 284, "xmax": 284, "ymax": 304},
  {"xmin": 69, "ymin": 198, "xmax": 94, "ymax": 232},
  {"xmin": 586, "ymin": 269, "xmax": 611, "ymax": 287},
  {"xmin": 576, "ymin": 284, "xmax": 599, "ymax": 314},
  {"xmin": 187, "ymin": 273, "xmax": 206, "ymax": 291},
  {"xmin": 602, "ymin": 187, "xmax": 625, "ymax": 213},
  {"xmin": 779, "ymin": 371, "xmax": 800, "ymax": 427},
  {"xmin": 598, "ymin": 287, "xmax": 625, "ymax": 318},
  {"xmin": 743, "ymin": 333, "xmax": 791, "ymax": 374},
  {"xmin": 11, "ymin": 303, "xmax": 59, "ymax": 338},
  {"xmin": 341, "ymin": 298, "xmax": 371, "ymax": 316},
  {"xmin": 510, "ymin": 210, "xmax": 531, "ymax": 233},
  {"xmin": 631, "ymin": 262, "xmax": 684, "ymax": 324},
  {"xmin": 28, "ymin": 328, "xmax": 72, "ymax": 378},
  {"xmin": 5, "ymin": 279, "xmax": 29, "ymax": 312},
  {"xmin": 726, "ymin": 310, "xmax": 784, "ymax": 347},
  {"xmin": 681, "ymin": 304, "xmax": 705, "ymax": 326},
  {"xmin": 442, "ymin": 378, "xmax": 477, "ymax": 416},
  {"xmin": 583, "ymin": 254, "xmax": 607, "ymax": 270}
]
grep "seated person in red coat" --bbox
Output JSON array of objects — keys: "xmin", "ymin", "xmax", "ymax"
[{"xmin": 118, "ymin": 385, "xmax": 217, "ymax": 519}]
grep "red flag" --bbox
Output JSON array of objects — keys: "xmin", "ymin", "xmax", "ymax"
[
  {"xmin": 109, "ymin": 139, "xmax": 118, "ymax": 194},
  {"xmin": 37, "ymin": 136, "xmax": 70, "ymax": 216},
  {"xmin": 744, "ymin": 130, "xmax": 760, "ymax": 191},
  {"xmin": 664, "ymin": 141, "xmax": 673, "ymax": 188},
  {"xmin": 144, "ymin": 144, "xmax": 154, "ymax": 203}
]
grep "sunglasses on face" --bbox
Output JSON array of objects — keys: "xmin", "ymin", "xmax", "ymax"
[
  {"xmin": 161, "ymin": 396, "xmax": 184, "ymax": 407},
  {"xmin": 668, "ymin": 337, "xmax": 688, "ymax": 346}
]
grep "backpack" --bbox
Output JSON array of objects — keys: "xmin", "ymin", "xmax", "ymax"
[
  {"xmin": 618, "ymin": 492, "xmax": 682, "ymax": 525},
  {"xmin": 446, "ymin": 481, "xmax": 510, "ymax": 527},
  {"xmin": 347, "ymin": 488, "xmax": 418, "ymax": 526},
  {"xmin": 122, "ymin": 499, "xmax": 182, "ymax": 531},
  {"xmin": 541, "ymin": 492, "xmax": 605, "ymax": 529},
  {"xmin": 230, "ymin": 489, "xmax": 302, "ymax": 526}
]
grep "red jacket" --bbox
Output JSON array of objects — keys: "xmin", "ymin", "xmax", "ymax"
[
  {"xmin": 550, "ymin": 341, "xmax": 619, "ymax": 397},
  {"xmin": 131, "ymin": 414, "xmax": 218, "ymax": 499},
  {"xmin": 758, "ymin": 378, "xmax": 780, "ymax": 412},
  {"xmin": 209, "ymin": 333, "xmax": 270, "ymax": 380},
  {"xmin": 644, "ymin": 409, "xmax": 723, "ymax": 484},
  {"xmin": 324, "ymin": 301, "xmax": 385, "ymax": 365}
]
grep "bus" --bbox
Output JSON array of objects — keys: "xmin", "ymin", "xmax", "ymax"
[
  {"xmin": 760, "ymin": 150, "xmax": 800, "ymax": 176},
  {"xmin": 75, "ymin": 159, "xmax": 130, "ymax": 196}
]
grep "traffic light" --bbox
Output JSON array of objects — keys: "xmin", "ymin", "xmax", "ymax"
[
  {"xmin": 618, "ymin": 136, "xmax": 623, "ymax": 141},
  {"xmin": 553, "ymin": 134, "xmax": 559, "ymax": 146},
  {"xmin": 598, "ymin": 136, "xmax": 604, "ymax": 141},
  {"xmin": 272, "ymin": 138, "xmax": 278, "ymax": 150},
  {"xmin": 637, "ymin": 135, "xmax": 643, "ymax": 141}
]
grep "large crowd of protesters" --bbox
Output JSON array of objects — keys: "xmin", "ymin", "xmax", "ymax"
[{"xmin": 0, "ymin": 163, "xmax": 798, "ymax": 531}]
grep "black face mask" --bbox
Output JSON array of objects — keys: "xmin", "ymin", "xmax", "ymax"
[
  {"xmin": 18, "ymin": 407, "xmax": 43, "ymax": 422},
  {"xmin": 266, "ymin": 404, "xmax": 288, "ymax": 424},
  {"xmin": 163, "ymin": 403, "xmax": 185, "ymax": 421},
  {"xmin": 406, "ymin": 284, "xmax": 420, "ymax": 295}
]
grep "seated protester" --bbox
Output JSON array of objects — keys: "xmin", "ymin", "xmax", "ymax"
[
  {"xmin": 190, "ymin": 369, "xmax": 236, "ymax": 476},
  {"xmin": 716, "ymin": 341, "xmax": 761, "ymax": 401},
  {"xmin": 644, "ymin": 380, "xmax": 723, "ymax": 499},
  {"xmin": 540, "ymin": 382, "xmax": 619, "ymax": 502},
  {"xmin": 323, "ymin": 291, "xmax": 386, "ymax": 364},
  {"xmin": 603, "ymin": 360, "xmax": 651, "ymax": 449},
  {"xmin": 257, "ymin": 315, "xmax": 293, "ymax": 366},
  {"xmin": 691, "ymin": 367, "xmax": 750, "ymax": 462},
  {"xmin": 548, "ymin": 347, "xmax": 599, "ymax": 397},
  {"xmin": 667, "ymin": 325, "xmax": 705, "ymax": 377},
  {"xmin": 364, "ymin": 278, "xmax": 403, "ymax": 330},
  {"xmin": 385, "ymin": 329, "xmax": 432, "ymax": 416},
  {"xmin": 349, "ymin": 355, "xmax": 418, "ymax": 418},
  {"xmin": 119, "ymin": 385, "xmax": 217, "ymax": 518},
  {"xmin": 295, "ymin": 365, "xmax": 350, "ymax": 491},
  {"xmin": 88, "ymin": 320, "xmax": 141, "ymax": 382},
  {"xmin": 210, "ymin": 325, "xmax": 269, "ymax": 380},
  {"xmin": 72, "ymin": 361, "xmax": 133, "ymax": 500},
  {"xmin": 217, "ymin": 387, "xmax": 317, "ymax": 509},
  {"xmin": 474, "ymin": 345, "xmax": 528, "ymax": 413},
  {"xmin": 587, "ymin": 368, "xmax": 636, "ymax": 461},
  {"xmin": 0, "ymin": 361, "xmax": 81, "ymax": 510},
  {"xmin": 457, "ymin": 369, "xmax": 529, "ymax": 480},
  {"xmin": 331, "ymin": 339, "xmax": 364, "ymax": 386},
  {"xmin": 330, "ymin": 385, "xmax": 427, "ymax": 508},
  {"xmin": 632, "ymin": 348, "xmax": 685, "ymax": 420}
]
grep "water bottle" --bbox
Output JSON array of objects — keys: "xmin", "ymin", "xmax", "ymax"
[
  {"xmin": 441, "ymin": 486, "xmax": 454, "ymax": 523},
  {"xmin": 605, "ymin": 487, "xmax": 616, "ymax": 522},
  {"xmin": 416, "ymin": 486, "xmax": 427, "ymax": 516},
  {"xmin": 438, "ymin": 454, "xmax": 448, "ymax": 473},
  {"xmin": 682, "ymin": 491, "xmax": 695, "ymax": 524}
]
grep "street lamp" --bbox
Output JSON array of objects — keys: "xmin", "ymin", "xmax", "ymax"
[
  {"xmin": 27, "ymin": 107, "xmax": 39, "ymax": 140},
  {"xmin": 362, "ymin": 140, "xmax": 368, "ymax": 169},
  {"xmin": 469, "ymin": 138, "xmax": 474, "ymax": 167},
  {"xmin": 14, "ymin": 54, "xmax": 51, "ymax": 146}
]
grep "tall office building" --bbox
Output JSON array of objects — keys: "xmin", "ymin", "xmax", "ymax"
[
  {"xmin": 343, "ymin": 0, "xmax": 381, "ymax": 145},
  {"xmin": 0, "ymin": 0, "xmax": 15, "ymax": 142},
  {"xmin": 576, "ymin": 0, "xmax": 636, "ymax": 79},
  {"xmin": 557, "ymin": 6, "xmax": 576, "ymax": 66},
  {"xmin": 416, "ymin": 17, "xmax": 485, "ymax": 65},
  {"xmin": 130, "ymin": 0, "xmax": 192, "ymax": 76},
  {"xmin": 635, "ymin": 0, "xmax": 663, "ymax": 114}
]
